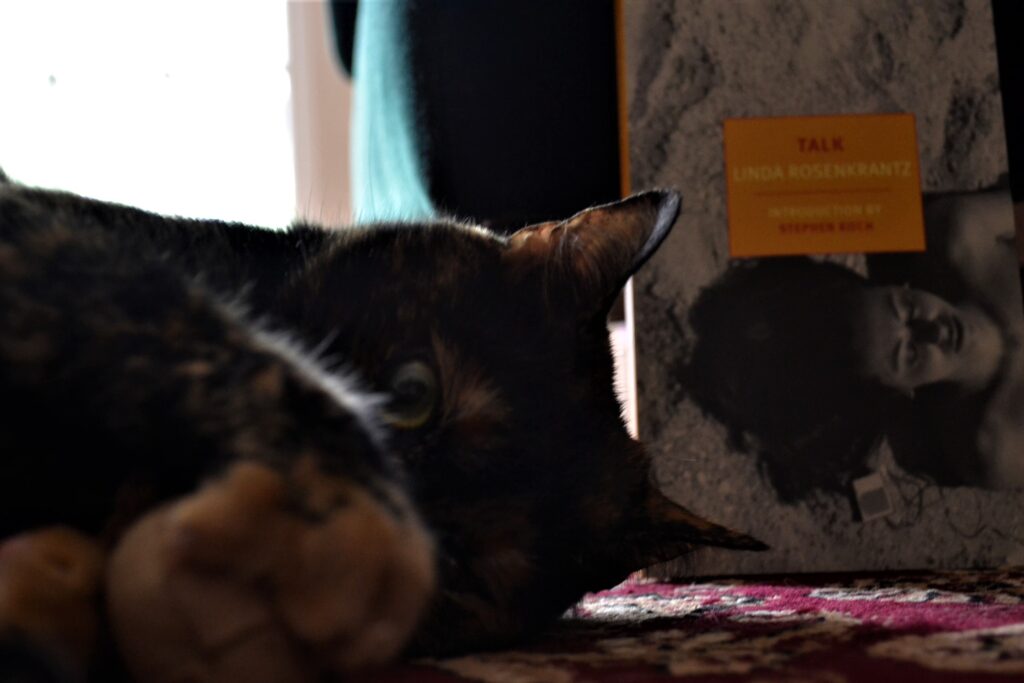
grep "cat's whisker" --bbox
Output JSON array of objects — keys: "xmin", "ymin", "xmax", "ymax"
[{"xmin": 310, "ymin": 327, "xmax": 341, "ymax": 359}]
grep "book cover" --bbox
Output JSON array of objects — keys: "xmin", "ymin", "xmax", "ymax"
[{"xmin": 624, "ymin": 0, "xmax": 1024, "ymax": 574}]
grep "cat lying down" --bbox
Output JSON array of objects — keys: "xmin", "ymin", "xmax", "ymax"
[{"xmin": 0, "ymin": 179, "xmax": 765, "ymax": 682}]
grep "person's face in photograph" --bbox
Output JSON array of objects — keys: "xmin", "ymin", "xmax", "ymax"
[{"xmin": 853, "ymin": 286, "xmax": 1004, "ymax": 395}]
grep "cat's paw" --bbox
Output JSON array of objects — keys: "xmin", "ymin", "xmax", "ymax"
[
  {"xmin": 106, "ymin": 461, "xmax": 436, "ymax": 683},
  {"xmin": 0, "ymin": 527, "xmax": 104, "ymax": 679}
]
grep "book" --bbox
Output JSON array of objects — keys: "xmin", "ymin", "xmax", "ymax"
[{"xmin": 623, "ymin": 0, "xmax": 1024, "ymax": 574}]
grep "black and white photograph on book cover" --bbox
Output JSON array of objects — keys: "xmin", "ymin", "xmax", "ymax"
[
  {"xmin": 625, "ymin": 0, "xmax": 1024, "ymax": 575},
  {"xmin": 686, "ymin": 188, "xmax": 1022, "ymax": 499}
]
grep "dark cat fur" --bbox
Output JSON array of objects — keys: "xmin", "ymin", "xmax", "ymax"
[{"xmin": 0, "ymin": 174, "xmax": 764, "ymax": 678}]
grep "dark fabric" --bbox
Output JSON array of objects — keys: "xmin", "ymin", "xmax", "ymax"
[{"xmin": 337, "ymin": 1, "xmax": 621, "ymax": 233}]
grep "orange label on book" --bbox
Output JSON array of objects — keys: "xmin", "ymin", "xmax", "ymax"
[{"xmin": 724, "ymin": 113, "xmax": 925, "ymax": 257}]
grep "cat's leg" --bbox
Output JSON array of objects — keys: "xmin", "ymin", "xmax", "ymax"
[{"xmin": 107, "ymin": 460, "xmax": 435, "ymax": 683}]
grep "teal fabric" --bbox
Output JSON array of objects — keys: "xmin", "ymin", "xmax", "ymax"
[{"xmin": 350, "ymin": 1, "xmax": 435, "ymax": 223}]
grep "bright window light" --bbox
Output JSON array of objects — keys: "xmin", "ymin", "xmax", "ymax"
[{"xmin": 0, "ymin": 0, "xmax": 295, "ymax": 228}]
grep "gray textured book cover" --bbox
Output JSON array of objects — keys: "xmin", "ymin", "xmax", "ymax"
[{"xmin": 626, "ymin": 0, "xmax": 1024, "ymax": 574}]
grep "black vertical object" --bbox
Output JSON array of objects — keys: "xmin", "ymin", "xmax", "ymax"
[
  {"xmin": 993, "ymin": 0, "xmax": 1023, "ymax": 204},
  {"xmin": 991, "ymin": 0, "xmax": 1024, "ymax": 296},
  {"xmin": 328, "ymin": 1, "xmax": 358, "ymax": 76}
]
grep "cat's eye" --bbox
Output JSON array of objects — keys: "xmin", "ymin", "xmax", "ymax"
[{"xmin": 382, "ymin": 360, "xmax": 439, "ymax": 430}]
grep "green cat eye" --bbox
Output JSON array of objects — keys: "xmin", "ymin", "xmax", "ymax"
[{"xmin": 382, "ymin": 360, "xmax": 439, "ymax": 429}]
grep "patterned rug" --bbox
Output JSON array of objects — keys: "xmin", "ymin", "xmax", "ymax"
[{"xmin": 362, "ymin": 569, "xmax": 1024, "ymax": 682}]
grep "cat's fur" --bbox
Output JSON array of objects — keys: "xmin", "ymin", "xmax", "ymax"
[{"xmin": 0, "ymin": 174, "xmax": 763, "ymax": 679}]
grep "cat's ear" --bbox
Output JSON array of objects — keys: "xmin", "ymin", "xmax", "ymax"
[
  {"xmin": 632, "ymin": 484, "xmax": 768, "ymax": 565},
  {"xmin": 503, "ymin": 191, "xmax": 681, "ymax": 315}
]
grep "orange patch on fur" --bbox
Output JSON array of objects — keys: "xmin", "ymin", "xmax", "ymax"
[{"xmin": 431, "ymin": 333, "xmax": 509, "ymax": 445}]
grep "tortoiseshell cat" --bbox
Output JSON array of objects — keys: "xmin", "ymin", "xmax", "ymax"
[{"xmin": 0, "ymin": 170, "xmax": 763, "ymax": 681}]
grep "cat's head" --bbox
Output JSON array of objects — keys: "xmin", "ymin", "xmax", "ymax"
[{"xmin": 281, "ymin": 191, "xmax": 764, "ymax": 652}]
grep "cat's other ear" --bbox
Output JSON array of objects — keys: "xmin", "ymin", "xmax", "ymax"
[
  {"xmin": 631, "ymin": 484, "xmax": 768, "ymax": 566},
  {"xmin": 503, "ymin": 191, "xmax": 680, "ymax": 316}
]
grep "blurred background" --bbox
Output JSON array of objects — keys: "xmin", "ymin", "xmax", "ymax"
[{"xmin": 0, "ymin": 0, "xmax": 622, "ymax": 233}]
